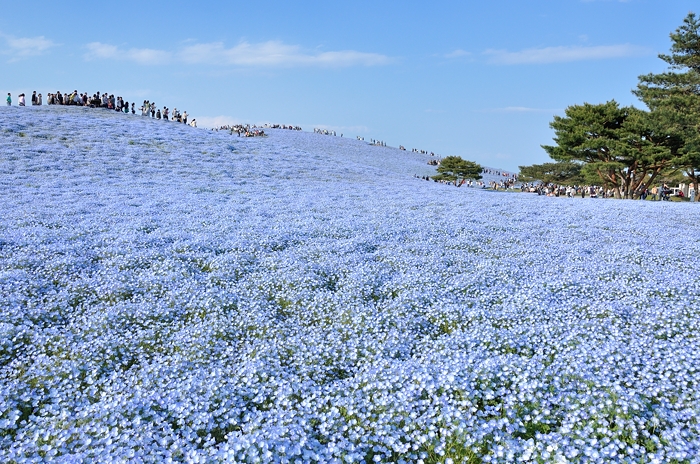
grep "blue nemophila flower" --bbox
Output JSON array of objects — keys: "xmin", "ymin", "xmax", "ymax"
[{"xmin": 0, "ymin": 106, "xmax": 699, "ymax": 462}]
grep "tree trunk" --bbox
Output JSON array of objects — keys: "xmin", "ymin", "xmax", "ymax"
[{"xmin": 646, "ymin": 169, "xmax": 662, "ymax": 197}]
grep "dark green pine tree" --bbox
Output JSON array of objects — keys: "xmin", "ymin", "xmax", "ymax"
[
  {"xmin": 433, "ymin": 156, "xmax": 482, "ymax": 186},
  {"xmin": 634, "ymin": 12, "xmax": 700, "ymax": 200},
  {"xmin": 517, "ymin": 161, "xmax": 585, "ymax": 186},
  {"xmin": 540, "ymin": 101, "xmax": 674, "ymax": 199}
]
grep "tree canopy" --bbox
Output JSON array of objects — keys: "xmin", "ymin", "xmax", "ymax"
[
  {"xmin": 634, "ymin": 12, "xmax": 700, "ymax": 199},
  {"xmin": 433, "ymin": 156, "xmax": 482, "ymax": 186},
  {"xmin": 542, "ymin": 102, "xmax": 677, "ymax": 198},
  {"xmin": 517, "ymin": 161, "xmax": 584, "ymax": 185},
  {"xmin": 520, "ymin": 13, "xmax": 700, "ymax": 199}
]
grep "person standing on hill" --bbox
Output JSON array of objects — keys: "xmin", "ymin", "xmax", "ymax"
[
  {"xmin": 6, "ymin": 93, "xmax": 10, "ymax": 106},
  {"xmin": 182, "ymin": 111, "xmax": 188, "ymax": 124},
  {"xmin": 31, "ymin": 91, "xmax": 37, "ymax": 105},
  {"xmin": 18, "ymin": 94, "xmax": 26, "ymax": 106}
]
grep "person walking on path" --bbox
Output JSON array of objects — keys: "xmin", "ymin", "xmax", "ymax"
[{"xmin": 6, "ymin": 93, "xmax": 10, "ymax": 106}]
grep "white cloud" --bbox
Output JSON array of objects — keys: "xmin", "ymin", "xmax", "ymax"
[
  {"xmin": 83, "ymin": 40, "xmax": 390, "ymax": 68},
  {"xmin": 1, "ymin": 33, "xmax": 58, "ymax": 59},
  {"xmin": 484, "ymin": 43, "xmax": 650, "ymax": 64},
  {"xmin": 444, "ymin": 49, "xmax": 471, "ymax": 59},
  {"xmin": 85, "ymin": 42, "xmax": 172, "ymax": 65},
  {"xmin": 179, "ymin": 41, "xmax": 390, "ymax": 67}
]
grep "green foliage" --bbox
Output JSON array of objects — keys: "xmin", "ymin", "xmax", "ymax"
[
  {"xmin": 433, "ymin": 156, "xmax": 482, "ymax": 185},
  {"xmin": 538, "ymin": 101, "xmax": 677, "ymax": 198},
  {"xmin": 517, "ymin": 161, "xmax": 584, "ymax": 185},
  {"xmin": 658, "ymin": 12, "xmax": 700, "ymax": 71},
  {"xmin": 635, "ymin": 12, "xmax": 700, "ymax": 200},
  {"xmin": 524, "ymin": 14, "xmax": 700, "ymax": 198}
]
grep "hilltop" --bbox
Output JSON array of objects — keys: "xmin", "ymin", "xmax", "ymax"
[{"xmin": 1, "ymin": 106, "xmax": 699, "ymax": 462}]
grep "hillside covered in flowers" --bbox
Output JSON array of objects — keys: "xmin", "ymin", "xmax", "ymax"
[{"xmin": 1, "ymin": 106, "xmax": 699, "ymax": 463}]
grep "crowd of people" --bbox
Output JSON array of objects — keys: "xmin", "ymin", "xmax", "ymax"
[
  {"xmin": 414, "ymin": 174, "xmax": 489, "ymax": 188},
  {"xmin": 213, "ymin": 124, "xmax": 267, "ymax": 137},
  {"xmin": 522, "ymin": 184, "xmax": 617, "ymax": 198},
  {"xmin": 211, "ymin": 124, "xmax": 302, "ymax": 137},
  {"xmin": 314, "ymin": 128, "xmax": 342, "ymax": 136},
  {"xmin": 266, "ymin": 124, "xmax": 301, "ymax": 130},
  {"xmin": 5, "ymin": 90, "xmax": 197, "ymax": 127},
  {"xmin": 483, "ymin": 168, "xmax": 518, "ymax": 180},
  {"xmin": 411, "ymin": 148, "xmax": 435, "ymax": 155},
  {"xmin": 518, "ymin": 182, "xmax": 696, "ymax": 201},
  {"xmin": 490, "ymin": 177, "xmax": 518, "ymax": 190}
]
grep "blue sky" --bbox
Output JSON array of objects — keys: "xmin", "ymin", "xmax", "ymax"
[{"xmin": 0, "ymin": 0, "xmax": 695, "ymax": 171}]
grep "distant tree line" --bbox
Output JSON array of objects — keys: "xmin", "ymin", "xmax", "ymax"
[{"xmin": 520, "ymin": 13, "xmax": 700, "ymax": 200}]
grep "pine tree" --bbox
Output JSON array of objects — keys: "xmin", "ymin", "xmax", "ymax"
[
  {"xmin": 635, "ymin": 13, "xmax": 700, "ymax": 200},
  {"xmin": 433, "ymin": 156, "xmax": 482, "ymax": 186},
  {"xmin": 517, "ymin": 161, "xmax": 584, "ymax": 185},
  {"xmin": 540, "ymin": 102, "xmax": 674, "ymax": 199}
]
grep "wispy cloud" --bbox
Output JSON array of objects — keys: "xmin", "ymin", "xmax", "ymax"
[
  {"xmin": 1, "ymin": 32, "xmax": 58, "ymax": 59},
  {"xmin": 443, "ymin": 49, "xmax": 471, "ymax": 59},
  {"xmin": 85, "ymin": 42, "xmax": 172, "ymax": 65},
  {"xmin": 84, "ymin": 40, "xmax": 391, "ymax": 68},
  {"xmin": 180, "ymin": 41, "xmax": 390, "ymax": 67},
  {"xmin": 484, "ymin": 43, "xmax": 650, "ymax": 65},
  {"xmin": 488, "ymin": 106, "xmax": 563, "ymax": 113}
]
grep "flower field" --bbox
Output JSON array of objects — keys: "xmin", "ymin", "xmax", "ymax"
[{"xmin": 1, "ymin": 106, "xmax": 699, "ymax": 463}]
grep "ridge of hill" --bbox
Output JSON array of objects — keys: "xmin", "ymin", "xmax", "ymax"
[{"xmin": 1, "ymin": 105, "xmax": 440, "ymax": 181}]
